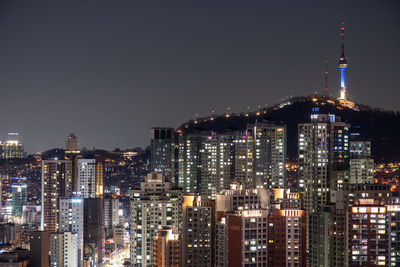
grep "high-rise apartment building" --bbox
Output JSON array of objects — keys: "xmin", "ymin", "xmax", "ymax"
[
  {"xmin": 77, "ymin": 158, "xmax": 96, "ymax": 198},
  {"xmin": 104, "ymin": 196, "xmax": 120, "ymax": 232},
  {"xmin": 41, "ymin": 160, "xmax": 73, "ymax": 232},
  {"xmin": 349, "ymin": 141, "xmax": 374, "ymax": 184},
  {"xmin": 348, "ymin": 199, "xmax": 388, "ymax": 266},
  {"xmin": 215, "ymin": 209, "xmax": 269, "ymax": 267},
  {"xmin": 247, "ymin": 122, "xmax": 286, "ymax": 189},
  {"xmin": 298, "ymin": 113, "xmax": 350, "ymax": 213},
  {"xmin": 59, "ymin": 197, "xmax": 84, "ymax": 265},
  {"xmin": 216, "ymin": 183, "xmax": 267, "ymax": 215},
  {"xmin": 178, "ymin": 122, "xmax": 286, "ymax": 200},
  {"xmin": 267, "ymin": 206, "xmax": 307, "ymax": 267},
  {"xmin": 182, "ymin": 195, "xmax": 215, "ymax": 267},
  {"xmin": 150, "ymin": 127, "xmax": 176, "ymax": 181},
  {"xmin": 130, "ymin": 173, "xmax": 182, "ymax": 267},
  {"xmin": 152, "ymin": 227, "xmax": 181, "ymax": 267},
  {"xmin": 50, "ymin": 232, "xmax": 78, "ymax": 267}
]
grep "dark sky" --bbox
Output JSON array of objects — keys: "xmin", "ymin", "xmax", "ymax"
[{"xmin": 0, "ymin": 1, "xmax": 399, "ymax": 153}]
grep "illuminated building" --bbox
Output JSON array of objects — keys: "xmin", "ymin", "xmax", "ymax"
[
  {"xmin": 348, "ymin": 199, "xmax": 388, "ymax": 266},
  {"xmin": 349, "ymin": 141, "xmax": 374, "ymax": 184},
  {"xmin": 216, "ymin": 183, "xmax": 267, "ymax": 216},
  {"xmin": 152, "ymin": 226, "xmax": 181, "ymax": 267},
  {"xmin": 76, "ymin": 156, "xmax": 104, "ymax": 198},
  {"xmin": 104, "ymin": 196, "xmax": 120, "ymax": 233},
  {"xmin": 150, "ymin": 127, "xmax": 176, "ymax": 182},
  {"xmin": 22, "ymin": 205, "xmax": 41, "ymax": 225},
  {"xmin": 267, "ymin": 207, "xmax": 307, "ymax": 267},
  {"xmin": 50, "ymin": 232, "xmax": 78, "ymax": 267},
  {"xmin": 77, "ymin": 158, "xmax": 96, "ymax": 198},
  {"xmin": 11, "ymin": 184, "xmax": 27, "ymax": 218},
  {"xmin": 178, "ymin": 122, "xmax": 286, "ymax": 199},
  {"xmin": 298, "ymin": 113, "xmax": 350, "ymax": 266},
  {"xmin": 130, "ymin": 173, "xmax": 182, "ymax": 267},
  {"xmin": 387, "ymin": 200, "xmax": 400, "ymax": 266},
  {"xmin": 182, "ymin": 194, "xmax": 215, "ymax": 267},
  {"xmin": 59, "ymin": 197, "xmax": 84, "ymax": 265},
  {"xmin": 0, "ymin": 133, "xmax": 24, "ymax": 159},
  {"xmin": 215, "ymin": 209, "xmax": 268, "ymax": 267},
  {"xmin": 247, "ymin": 122, "xmax": 286, "ymax": 189},
  {"xmin": 65, "ymin": 134, "xmax": 78, "ymax": 152},
  {"xmin": 298, "ymin": 113, "xmax": 350, "ymax": 213},
  {"xmin": 41, "ymin": 160, "xmax": 73, "ymax": 232}
]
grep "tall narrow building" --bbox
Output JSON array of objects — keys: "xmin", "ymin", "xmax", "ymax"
[
  {"xmin": 150, "ymin": 127, "xmax": 176, "ymax": 181},
  {"xmin": 130, "ymin": 173, "xmax": 182, "ymax": 267},
  {"xmin": 298, "ymin": 113, "xmax": 350, "ymax": 213},
  {"xmin": 41, "ymin": 160, "xmax": 73, "ymax": 232},
  {"xmin": 182, "ymin": 195, "xmax": 215, "ymax": 267}
]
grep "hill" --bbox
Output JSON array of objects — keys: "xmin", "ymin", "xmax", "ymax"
[{"xmin": 178, "ymin": 95, "xmax": 400, "ymax": 163}]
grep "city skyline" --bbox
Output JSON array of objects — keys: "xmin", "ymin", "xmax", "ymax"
[{"xmin": 0, "ymin": 1, "xmax": 399, "ymax": 153}]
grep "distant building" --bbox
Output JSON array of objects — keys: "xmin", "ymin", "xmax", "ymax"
[
  {"xmin": 152, "ymin": 227, "xmax": 181, "ymax": 267},
  {"xmin": 77, "ymin": 158, "xmax": 96, "ymax": 198},
  {"xmin": 11, "ymin": 184, "xmax": 27, "ymax": 218},
  {"xmin": 22, "ymin": 206, "xmax": 41, "ymax": 225},
  {"xmin": 349, "ymin": 140, "xmax": 374, "ymax": 184},
  {"xmin": 104, "ymin": 196, "xmax": 120, "ymax": 232},
  {"xmin": 0, "ymin": 133, "xmax": 24, "ymax": 159},
  {"xmin": 150, "ymin": 127, "xmax": 175, "ymax": 182},
  {"xmin": 66, "ymin": 134, "xmax": 78, "ymax": 152},
  {"xmin": 130, "ymin": 173, "xmax": 182, "ymax": 267}
]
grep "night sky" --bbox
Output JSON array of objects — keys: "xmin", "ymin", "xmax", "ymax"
[{"xmin": 0, "ymin": 1, "xmax": 399, "ymax": 153}]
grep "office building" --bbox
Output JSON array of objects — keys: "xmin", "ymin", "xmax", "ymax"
[
  {"xmin": 41, "ymin": 160, "xmax": 73, "ymax": 232},
  {"xmin": 11, "ymin": 184, "xmax": 27, "ymax": 218},
  {"xmin": 0, "ymin": 133, "xmax": 24, "ymax": 159},
  {"xmin": 66, "ymin": 134, "xmax": 78, "ymax": 152},
  {"xmin": 130, "ymin": 173, "xmax": 182, "ymax": 267},
  {"xmin": 182, "ymin": 195, "xmax": 215, "ymax": 267}
]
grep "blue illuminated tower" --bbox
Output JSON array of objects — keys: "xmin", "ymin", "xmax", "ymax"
[{"xmin": 338, "ymin": 21, "xmax": 348, "ymax": 99}]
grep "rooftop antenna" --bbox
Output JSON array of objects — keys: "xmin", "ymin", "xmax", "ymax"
[{"xmin": 324, "ymin": 60, "xmax": 329, "ymax": 95}]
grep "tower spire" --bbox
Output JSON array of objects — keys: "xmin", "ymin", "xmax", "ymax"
[{"xmin": 338, "ymin": 21, "xmax": 348, "ymax": 100}]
